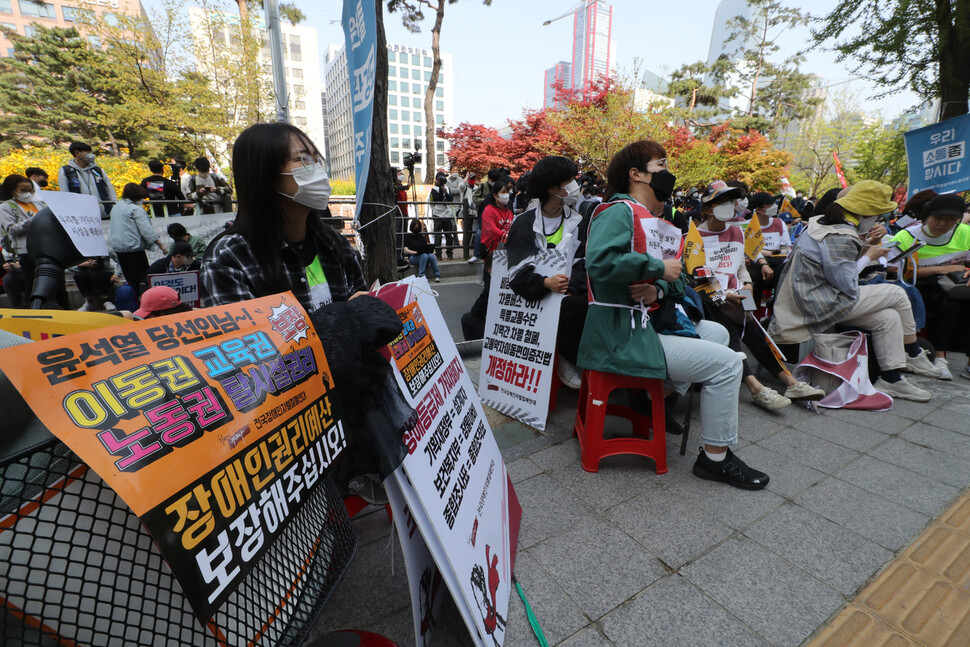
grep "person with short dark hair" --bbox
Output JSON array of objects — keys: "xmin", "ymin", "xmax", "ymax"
[
  {"xmin": 58, "ymin": 142, "xmax": 117, "ymax": 218},
  {"xmin": 166, "ymin": 221, "xmax": 207, "ymax": 256},
  {"xmin": 429, "ymin": 171, "xmax": 457, "ymax": 259},
  {"xmin": 141, "ymin": 160, "xmax": 187, "ymax": 218},
  {"xmin": 25, "ymin": 167, "xmax": 48, "ymax": 191},
  {"xmin": 403, "ymin": 218, "xmax": 440, "ymax": 282},
  {"xmin": 182, "ymin": 157, "xmax": 232, "ymax": 214},
  {"xmin": 108, "ymin": 183, "xmax": 167, "ymax": 292},
  {"xmin": 1, "ymin": 174, "xmax": 45, "ymax": 307}
]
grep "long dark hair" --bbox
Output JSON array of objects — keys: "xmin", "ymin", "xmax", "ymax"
[{"xmin": 219, "ymin": 122, "xmax": 350, "ymax": 292}]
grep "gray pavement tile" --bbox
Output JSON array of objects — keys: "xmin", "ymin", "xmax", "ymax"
[
  {"xmin": 939, "ymin": 396, "xmax": 970, "ymax": 416},
  {"xmin": 681, "ymin": 536, "xmax": 844, "ymax": 647},
  {"xmin": 658, "ymin": 468, "xmax": 785, "ymax": 530},
  {"xmin": 919, "ymin": 408, "xmax": 970, "ymax": 435},
  {"xmin": 795, "ymin": 477, "xmax": 930, "ymax": 550},
  {"xmin": 736, "ymin": 411, "xmax": 789, "ymax": 444},
  {"xmin": 606, "ymin": 488, "xmax": 734, "ymax": 569},
  {"xmin": 791, "ymin": 416, "xmax": 893, "ymax": 452},
  {"xmin": 513, "ymin": 473, "xmax": 597, "ymax": 548},
  {"xmin": 348, "ymin": 506, "xmax": 396, "ymax": 547},
  {"xmin": 756, "ymin": 428, "xmax": 860, "ymax": 474},
  {"xmin": 901, "ymin": 422, "xmax": 970, "ymax": 458},
  {"xmin": 507, "ymin": 457, "xmax": 543, "ymax": 484},
  {"xmin": 600, "ymin": 575, "xmax": 769, "ymax": 647},
  {"xmin": 366, "ymin": 608, "xmax": 418, "ymax": 647},
  {"xmin": 506, "ymin": 551, "xmax": 588, "ymax": 647},
  {"xmin": 528, "ymin": 517, "xmax": 666, "ymax": 620},
  {"xmin": 730, "ymin": 444, "xmax": 827, "ymax": 499},
  {"xmin": 834, "ymin": 454, "xmax": 961, "ymax": 517},
  {"xmin": 741, "ymin": 397, "xmax": 820, "ymax": 425},
  {"xmin": 557, "ymin": 627, "xmax": 616, "ymax": 647},
  {"xmin": 744, "ymin": 502, "xmax": 892, "ymax": 596},
  {"xmin": 813, "ymin": 409, "xmax": 915, "ymax": 433},
  {"xmin": 884, "ymin": 397, "xmax": 934, "ymax": 420},
  {"xmin": 548, "ymin": 455, "xmax": 666, "ymax": 513},
  {"xmin": 867, "ymin": 437, "xmax": 970, "ymax": 488},
  {"xmin": 530, "ymin": 439, "xmax": 583, "ymax": 471}
]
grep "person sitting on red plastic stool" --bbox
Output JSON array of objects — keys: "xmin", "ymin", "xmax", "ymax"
[{"xmin": 577, "ymin": 140, "xmax": 769, "ymax": 490}]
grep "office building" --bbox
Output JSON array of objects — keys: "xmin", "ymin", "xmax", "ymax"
[
  {"xmin": 543, "ymin": 61, "xmax": 571, "ymax": 109},
  {"xmin": 324, "ymin": 42, "xmax": 454, "ymax": 181},
  {"xmin": 0, "ymin": 0, "xmax": 148, "ymax": 57},
  {"xmin": 571, "ymin": 0, "xmax": 615, "ymax": 97}
]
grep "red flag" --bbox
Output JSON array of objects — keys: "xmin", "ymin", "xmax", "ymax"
[{"xmin": 832, "ymin": 152, "xmax": 848, "ymax": 188}]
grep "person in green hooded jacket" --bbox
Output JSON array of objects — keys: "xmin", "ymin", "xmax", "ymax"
[{"xmin": 578, "ymin": 140, "xmax": 769, "ymax": 490}]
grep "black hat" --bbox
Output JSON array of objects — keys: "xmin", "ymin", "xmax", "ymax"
[
  {"xmin": 747, "ymin": 192, "xmax": 775, "ymax": 210},
  {"xmin": 924, "ymin": 193, "xmax": 967, "ymax": 218},
  {"xmin": 171, "ymin": 241, "xmax": 195, "ymax": 257}
]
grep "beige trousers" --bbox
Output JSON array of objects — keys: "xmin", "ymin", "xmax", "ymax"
[{"xmin": 840, "ymin": 283, "xmax": 916, "ymax": 371}]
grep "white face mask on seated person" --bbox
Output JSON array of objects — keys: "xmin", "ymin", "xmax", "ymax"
[
  {"xmin": 279, "ymin": 160, "xmax": 333, "ymax": 210},
  {"xmin": 713, "ymin": 201, "xmax": 735, "ymax": 222},
  {"xmin": 496, "ymin": 192, "xmax": 510, "ymax": 206}
]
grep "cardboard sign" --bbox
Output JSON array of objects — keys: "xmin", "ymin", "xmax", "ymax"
[
  {"xmin": 375, "ymin": 277, "xmax": 516, "ymax": 647},
  {"xmin": 0, "ymin": 293, "xmax": 343, "ymax": 625},
  {"xmin": 148, "ymin": 270, "xmax": 201, "ymax": 307},
  {"xmin": 479, "ymin": 249, "xmax": 563, "ymax": 431},
  {"xmin": 703, "ymin": 238, "xmax": 744, "ymax": 291},
  {"xmin": 37, "ymin": 191, "xmax": 109, "ymax": 257}
]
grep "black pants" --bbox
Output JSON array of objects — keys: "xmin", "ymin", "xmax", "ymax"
[
  {"xmin": 917, "ymin": 279, "xmax": 970, "ymax": 355},
  {"xmin": 703, "ymin": 300, "xmax": 784, "ymax": 380},
  {"xmin": 750, "ymin": 255, "xmax": 787, "ymax": 306},
  {"xmin": 462, "ymin": 210, "xmax": 477, "ymax": 259},
  {"xmin": 116, "ymin": 251, "xmax": 150, "ymax": 294},
  {"xmin": 2, "ymin": 266, "xmax": 27, "ymax": 307},
  {"xmin": 557, "ymin": 294, "xmax": 588, "ymax": 364},
  {"xmin": 433, "ymin": 217, "xmax": 457, "ymax": 258}
]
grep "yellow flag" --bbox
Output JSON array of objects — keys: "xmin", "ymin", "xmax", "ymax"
[
  {"xmin": 683, "ymin": 220, "xmax": 706, "ymax": 274},
  {"xmin": 780, "ymin": 197, "xmax": 798, "ymax": 220},
  {"xmin": 744, "ymin": 214, "xmax": 765, "ymax": 260}
]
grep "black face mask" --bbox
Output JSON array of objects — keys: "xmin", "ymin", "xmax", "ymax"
[
  {"xmin": 37, "ymin": 179, "xmax": 48, "ymax": 188},
  {"xmin": 648, "ymin": 169, "xmax": 677, "ymax": 202}
]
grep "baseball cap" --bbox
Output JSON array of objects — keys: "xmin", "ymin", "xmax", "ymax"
[
  {"xmin": 134, "ymin": 286, "xmax": 181, "ymax": 319},
  {"xmin": 924, "ymin": 193, "xmax": 967, "ymax": 218}
]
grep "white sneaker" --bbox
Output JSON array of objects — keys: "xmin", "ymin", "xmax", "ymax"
[
  {"xmin": 467, "ymin": 256, "xmax": 480, "ymax": 264},
  {"xmin": 556, "ymin": 355, "xmax": 582, "ymax": 390},
  {"xmin": 783, "ymin": 381, "xmax": 826, "ymax": 401},
  {"xmin": 904, "ymin": 350, "xmax": 942, "ymax": 378},
  {"xmin": 934, "ymin": 357, "xmax": 953, "ymax": 380},
  {"xmin": 874, "ymin": 376, "xmax": 932, "ymax": 402},
  {"xmin": 752, "ymin": 386, "xmax": 791, "ymax": 410}
]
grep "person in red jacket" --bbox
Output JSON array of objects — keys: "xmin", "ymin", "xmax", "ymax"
[{"xmin": 480, "ymin": 177, "xmax": 515, "ymax": 253}]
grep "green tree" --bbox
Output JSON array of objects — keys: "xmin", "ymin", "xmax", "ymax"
[
  {"xmin": 813, "ymin": 0, "xmax": 970, "ymax": 121},
  {"xmin": 387, "ymin": 0, "xmax": 492, "ymax": 183},
  {"xmin": 848, "ymin": 121, "xmax": 909, "ymax": 190},
  {"xmin": 666, "ymin": 59, "xmax": 738, "ymax": 127}
]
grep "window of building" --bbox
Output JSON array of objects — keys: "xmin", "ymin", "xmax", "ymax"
[
  {"xmin": 400, "ymin": 82, "xmax": 408, "ymax": 92},
  {"xmin": 435, "ymin": 114, "xmax": 444, "ymax": 124},
  {"xmin": 402, "ymin": 124, "xmax": 411, "ymax": 135},
  {"xmin": 295, "ymin": 116, "xmax": 307, "ymax": 126},
  {"xmin": 295, "ymin": 100, "xmax": 305, "ymax": 110},
  {"xmin": 437, "ymin": 154, "xmax": 445, "ymax": 166},
  {"xmin": 22, "ymin": 23, "xmax": 34, "ymax": 36},
  {"xmin": 0, "ymin": 0, "xmax": 11, "ymax": 14},
  {"xmin": 389, "ymin": 123, "xmax": 399, "ymax": 134},
  {"xmin": 18, "ymin": 0, "xmax": 55, "ymax": 18},
  {"xmin": 411, "ymin": 54, "xmax": 419, "ymax": 65},
  {"xmin": 62, "ymin": 5, "xmax": 82, "ymax": 21},
  {"xmin": 401, "ymin": 110, "xmax": 410, "ymax": 121},
  {"xmin": 436, "ymin": 87, "xmax": 443, "ymax": 97},
  {"xmin": 399, "ymin": 67, "xmax": 408, "ymax": 78},
  {"xmin": 390, "ymin": 137, "xmax": 399, "ymax": 148},
  {"xmin": 402, "ymin": 138, "xmax": 411, "ymax": 149},
  {"xmin": 389, "ymin": 109, "xmax": 398, "ymax": 120},
  {"xmin": 388, "ymin": 80, "xmax": 397, "ymax": 91},
  {"xmin": 435, "ymin": 100, "xmax": 443, "ymax": 111},
  {"xmin": 87, "ymin": 35, "xmax": 101, "ymax": 48},
  {"xmin": 424, "ymin": 71, "xmax": 431, "ymax": 81},
  {"xmin": 413, "ymin": 126, "xmax": 422, "ymax": 137},
  {"xmin": 424, "ymin": 56, "xmax": 431, "ymax": 67},
  {"xmin": 388, "ymin": 65, "xmax": 396, "ymax": 76},
  {"xmin": 412, "ymin": 69, "xmax": 420, "ymax": 80},
  {"xmin": 413, "ymin": 112, "xmax": 421, "ymax": 123},
  {"xmin": 387, "ymin": 50, "xmax": 395, "ymax": 62},
  {"xmin": 413, "ymin": 85, "xmax": 421, "ymax": 95},
  {"xmin": 391, "ymin": 151, "xmax": 400, "ymax": 163},
  {"xmin": 1, "ymin": 22, "xmax": 15, "ymax": 31},
  {"xmin": 291, "ymin": 68, "xmax": 303, "ymax": 79},
  {"xmin": 388, "ymin": 94, "xmax": 397, "ymax": 106},
  {"xmin": 436, "ymin": 141, "xmax": 444, "ymax": 151}
]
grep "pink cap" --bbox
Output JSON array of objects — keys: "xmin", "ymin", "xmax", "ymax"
[{"xmin": 135, "ymin": 286, "xmax": 181, "ymax": 318}]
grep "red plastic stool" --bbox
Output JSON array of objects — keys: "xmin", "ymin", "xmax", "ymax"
[
  {"xmin": 548, "ymin": 353, "xmax": 563, "ymax": 412},
  {"xmin": 572, "ymin": 370, "xmax": 667, "ymax": 474}
]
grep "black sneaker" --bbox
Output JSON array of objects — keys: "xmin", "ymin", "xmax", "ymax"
[{"xmin": 692, "ymin": 447, "xmax": 769, "ymax": 490}]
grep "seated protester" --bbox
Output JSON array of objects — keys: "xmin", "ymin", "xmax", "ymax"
[
  {"xmin": 480, "ymin": 178, "xmax": 515, "ymax": 255},
  {"xmin": 748, "ymin": 192, "xmax": 791, "ymax": 302},
  {"xmin": 141, "ymin": 160, "xmax": 187, "ymax": 219},
  {"xmin": 505, "ymin": 155, "xmax": 587, "ymax": 389},
  {"xmin": 74, "ymin": 266, "xmax": 121, "ymax": 313},
  {"xmin": 891, "ymin": 193, "xmax": 970, "ymax": 380},
  {"xmin": 134, "ymin": 285, "xmax": 193, "ymax": 319},
  {"xmin": 769, "ymin": 182, "xmax": 944, "ymax": 402},
  {"xmin": 167, "ymin": 221, "xmax": 208, "ymax": 257},
  {"xmin": 143, "ymin": 241, "xmax": 201, "ymax": 291},
  {"xmin": 403, "ymin": 218, "xmax": 441, "ymax": 282},
  {"xmin": 579, "ymin": 139, "xmax": 770, "ymax": 490},
  {"xmin": 697, "ymin": 181, "xmax": 824, "ymax": 410}
]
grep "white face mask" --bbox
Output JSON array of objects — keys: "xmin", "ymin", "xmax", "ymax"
[
  {"xmin": 765, "ymin": 204, "xmax": 778, "ymax": 217},
  {"xmin": 496, "ymin": 193, "xmax": 509, "ymax": 205},
  {"xmin": 561, "ymin": 180, "xmax": 581, "ymax": 207},
  {"xmin": 713, "ymin": 202, "xmax": 735, "ymax": 221},
  {"xmin": 397, "ymin": 174, "xmax": 405, "ymax": 182},
  {"xmin": 15, "ymin": 192, "xmax": 34, "ymax": 203},
  {"xmin": 856, "ymin": 215, "xmax": 878, "ymax": 234},
  {"xmin": 735, "ymin": 198, "xmax": 748, "ymax": 213},
  {"xmin": 920, "ymin": 224, "xmax": 954, "ymax": 245},
  {"xmin": 83, "ymin": 152, "xmax": 96, "ymax": 164},
  {"xmin": 279, "ymin": 163, "xmax": 333, "ymax": 210}
]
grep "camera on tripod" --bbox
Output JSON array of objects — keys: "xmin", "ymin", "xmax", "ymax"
[{"xmin": 403, "ymin": 142, "xmax": 422, "ymax": 172}]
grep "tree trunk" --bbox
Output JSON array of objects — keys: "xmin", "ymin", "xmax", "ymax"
[
  {"xmin": 422, "ymin": 0, "xmax": 445, "ymax": 184},
  {"xmin": 936, "ymin": 0, "xmax": 970, "ymax": 121},
  {"xmin": 359, "ymin": 0, "xmax": 398, "ymax": 284}
]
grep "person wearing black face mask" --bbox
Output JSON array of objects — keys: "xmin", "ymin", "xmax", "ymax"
[{"xmin": 25, "ymin": 167, "xmax": 49, "ymax": 192}]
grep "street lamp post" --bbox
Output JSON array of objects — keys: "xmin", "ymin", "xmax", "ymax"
[{"xmin": 265, "ymin": 0, "xmax": 289, "ymax": 123}]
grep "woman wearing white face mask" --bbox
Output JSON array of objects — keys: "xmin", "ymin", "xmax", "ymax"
[
  {"xmin": 480, "ymin": 177, "xmax": 515, "ymax": 254},
  {"xmin": 698, "ymin": 181, "xmax": 824, "ymax": 410},
  {"xmin": 504, "ymin": 156, "xmax": 588, "ymax": 388},
  {"xmin": 1, "ymin": 174, "xmax": 47, "ymax": 306},
  {"xmin": 202, "ymin": 123, "xmax": 366, "ymax": 312}
]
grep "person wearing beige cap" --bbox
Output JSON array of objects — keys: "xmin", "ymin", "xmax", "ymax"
[{"xmin": 769, "ymin": 181, "xmax": 944, "ymax": 402}]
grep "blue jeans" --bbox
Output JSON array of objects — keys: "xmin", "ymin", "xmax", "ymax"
[
  {"xmin": 409, "ymin": 253, "xmax": 439, "ymax": 279},
  {"xmin": 862, "ymin": 275, "xmax": 926, "ymax": 330}
]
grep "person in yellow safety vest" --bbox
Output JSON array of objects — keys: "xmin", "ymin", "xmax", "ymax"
[{"xmin": 891, "ymin": 193, "xmax": 970, "ymax": 380}]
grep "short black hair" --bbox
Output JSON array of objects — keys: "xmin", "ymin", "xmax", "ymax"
[
  {"xmin": 1, "ymin": 174, "xmax": 30, "ymax": 201},
  {"xmin": 167, "ymin": 222, "xmax": 188, "ymax": 239},
  {"xmin": 69, "ymin": 141, "xmax": 92, "ymax": 156},
  {"xmin": 25, "ymin": 167, "xmax": 47, "ymax": 178},
  {"xmin": 148, "ymin": 160, "xmax": 164, "ymax": 173},
  {"xmin": 121, "ymin": 182, "xmax": 149, "ymax": 201},
  {"xmin": 527, "ymin": 156, "xmax": 578, "ymax": 204},
  {"xmin": 194, "ymin": 157, "xmax": 210, "ymax": 172}
]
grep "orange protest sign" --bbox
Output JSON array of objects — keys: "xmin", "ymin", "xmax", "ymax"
[
  {"xmin": 0, "ymin": 308, "xmax": 125, "ymax": 339},
  {"xmin": 0, "ymin": 293, "xmax": 342, "ymax": 624}
]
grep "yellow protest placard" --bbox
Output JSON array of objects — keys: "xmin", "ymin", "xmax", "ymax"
[
  {"xmin": 744, "ymin": 214, "xmax": 765, "ymax": 260},
  {"xmin": 683, "ymin": 220, "xmax": 706, "ymax": 274}
]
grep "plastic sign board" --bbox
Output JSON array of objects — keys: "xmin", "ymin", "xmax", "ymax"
[
  {"xmin": 0, "ymin": 293, "xmax": 343, "ymax": 626},
  {"xmin": 904, "ymin": 113, "xmax": 970, "ymax": 198},
  {"xmin": 149, "ymin": 270, "xmax": 201, "ymax": 307},
  {"xmin": 37, "ymin": 190, "xmax": 109, "ymax": 257},
  {"xmin": 342, "ymin": 0, "xmax": 376, "ymax": 224}
]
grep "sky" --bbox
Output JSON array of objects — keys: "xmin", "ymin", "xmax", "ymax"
[{"xmin": 310, "ymin": 0, "xmax": 923, "ymax": 129}]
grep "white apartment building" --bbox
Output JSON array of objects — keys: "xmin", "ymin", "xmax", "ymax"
[{"xmin": 324, "ymin": 42, "xmax": 454, "ymax": 181}]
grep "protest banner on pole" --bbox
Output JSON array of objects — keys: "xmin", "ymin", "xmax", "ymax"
[
  {"xmin": 342, "ymin": 0, "xmax": 377, "ymax": 224},
  {"xmin": 375, "ymin": 277, "xmax": 518, "ymax": 647},
  {"xmin": 0, "ymin": 293, "xmax": 344, "ymax": 626},
  {"xmin": 904, "ymin": 113, "xmax": 970, "ymax": 198},
  {"xmin": 478, "ymin": 249, "xmax": 564, "ymax": 431},
  {"xmin": 148, "ymin": 270, "xmax": 202, "ymax": 307}
]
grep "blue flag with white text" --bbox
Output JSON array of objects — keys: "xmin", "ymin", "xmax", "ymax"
[
  {"xmin": 904, "ymin": 113, "xmax": 970, "ymax": 198},
  {"xmin": 342, "ymin": 0, "xmax": 377, "ymax": 224}
]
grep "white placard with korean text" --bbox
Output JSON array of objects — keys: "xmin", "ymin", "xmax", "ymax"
[
  {"xmin": 148, "ymin": 271, "xmax": 201, "ymax": 307},
  {"xmin": 38, "ymin": 191, "xmax": 109, "ymax": 258}
]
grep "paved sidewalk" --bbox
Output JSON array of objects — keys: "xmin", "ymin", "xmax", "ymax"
[{"xmin": 309, "ymin": 353, "xmax": 970, "ymax": 647}]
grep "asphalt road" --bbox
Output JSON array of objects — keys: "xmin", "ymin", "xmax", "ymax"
[{"xmin": 428, "ymin": 279, "xmax": 483, "ymax": 342}]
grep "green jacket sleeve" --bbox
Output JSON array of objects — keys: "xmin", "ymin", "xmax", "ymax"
[{"xmin": 586, "ymin": 203, "xmax": 665, "ymax": 285}]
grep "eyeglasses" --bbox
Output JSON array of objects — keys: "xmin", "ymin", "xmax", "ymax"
[
  {"xmin": 644, "ymin": 158, "xmax": 667, "ymax": 172},
  {"xmin": 287, "ymin": 152, "xmax": 325, "ymax": 173}
]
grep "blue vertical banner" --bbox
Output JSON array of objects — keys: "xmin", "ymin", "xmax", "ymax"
[
  {"xmin": 342, "ymin": 0, "xmax": 377, "ymax": 224},
  {"xmin": 904, "ymin": 113, "xmax": 970, "ymax": 198}
]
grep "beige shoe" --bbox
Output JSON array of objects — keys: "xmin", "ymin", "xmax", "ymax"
[
  {"xmin": 752, "ymin": 387, "xmax": 791, "ymax": 410},
  {"xmin": 783, "ymin": 381, "xmax": 825, "ymax": 401}
]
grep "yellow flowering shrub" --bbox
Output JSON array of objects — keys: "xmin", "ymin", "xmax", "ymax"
[
  {"xmin": 330, "ymin": 177, "xmax": 355, "ymax": 196},
  {"xmin": 0, "ymin": 147, "xmax": 151, "ymax": 195}
]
